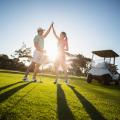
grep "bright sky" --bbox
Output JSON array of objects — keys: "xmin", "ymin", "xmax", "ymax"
[{"xmin": 0, "ymin": 0, "xmax": 120, "ymax": 70}]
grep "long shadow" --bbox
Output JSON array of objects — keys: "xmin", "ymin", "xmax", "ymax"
[
  {"xmin": 0, "ymin": 81, "xmax": 23, "ymax": 92},
  {"xmin": 57, "ymin": 84, "xmax": 75, "ymax": 120},
  {"xmin": 0, "ymin": 70, "xmax": 24, "ymax": 75},
  {"xmin": 0, "ymin": 82, "xmax": 31, "ymax": 103},
  {"xmin": 0, "ymin": 84, "xmax": 37, "ymax": 120},
  {"xmin": 68, "ymin": 85, "xmax": 106, "ymax": 120}
]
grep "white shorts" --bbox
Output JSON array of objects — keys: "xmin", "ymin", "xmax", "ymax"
[{"xmin": 32, "ymin": 50, "xmax": 47, "ymax": 64}]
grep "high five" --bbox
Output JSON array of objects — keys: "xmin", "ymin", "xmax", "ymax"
[{"xmin": 23, "ymin": 22, "xmax": 69, "ymax": 84}]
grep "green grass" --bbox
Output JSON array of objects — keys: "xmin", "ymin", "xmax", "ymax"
[{"xmin": 0, "ymin": 70, "xmax": 120, "ymax": 120}]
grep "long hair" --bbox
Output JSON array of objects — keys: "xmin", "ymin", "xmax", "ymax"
[
  {"xmin": 61, "ymin": 32, "xmax": 67, "ymax": 39},
  {"xmin": 61, "ymin": 32, "xmax": 68, "ymax": 50}
]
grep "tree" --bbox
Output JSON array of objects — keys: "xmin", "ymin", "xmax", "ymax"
[
  {"xmin": 0, "ymin": 54, "xmax": 27, "ymax": 71},
  {"xmin": 12, "ymin": 43, "xmax": 32, "ymax": 64},
  {"xmin": 0, "ymin": 54, "xmax": 9, "ymax": 69},
  {"xmin": 0, "ymin": 43, "xmax": 31, "ymax": 71},
  {"xmin": 68, "ymin": 54, "xmax": 91, "ymax": 76}
]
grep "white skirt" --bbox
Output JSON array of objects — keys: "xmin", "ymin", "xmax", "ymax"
[{"xmin": 32, "ymin": 50, "xmax": 47, "ymax": 64}]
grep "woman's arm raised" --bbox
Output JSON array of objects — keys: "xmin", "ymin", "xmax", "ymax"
[{"xmin": 52, "ymin": 25, "xmax": 60, "ymax": 41}]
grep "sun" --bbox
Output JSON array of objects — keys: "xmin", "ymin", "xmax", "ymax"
[
  {"xmin": 45, "ymin": 37, "xmax": 58, "ymax": 61},
  {"xmin": 46, "ymin": 46, "xmax": 57, "ymax": 61}
]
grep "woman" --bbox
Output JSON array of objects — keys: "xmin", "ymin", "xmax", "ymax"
[{"xmin": 52, "ymin": 24, "xmax": 69, "ymax": 84}]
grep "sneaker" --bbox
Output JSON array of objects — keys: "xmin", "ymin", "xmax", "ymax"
[
  {"xmin": 39, "ymin": 80, "xmax": 43, "ymax": 83},
  {"xmin": 23, "ymin": 77, "xmax": 29, "ymax": 82},
  {"xmin": 54, "ymin": 79, "xmax": 58, "ymax": 84},
  {"xmin": 65, "ymin": 80, "xmax": 69, "ymax": 85},
  {"xmin": 32, "ymin": 78, "xmax": 43, "ymax": 83},
  {"xmin": 32, "ymin": 78, "xmax": 37, "ymax": 82}
]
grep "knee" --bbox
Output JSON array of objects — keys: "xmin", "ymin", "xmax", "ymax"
[
  {"xmin": 35, "ymin": 64, "xmax": 40, "ymax": 69},
  {"xmin": 30, "ymin": 62, "xmax": 35, "ymax": 68},
  {"xmin": 54, "ymin": 63, "xmax": 58, "ymax": 69}
]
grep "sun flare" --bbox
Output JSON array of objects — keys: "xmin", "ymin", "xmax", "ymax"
[
  {"xmin": 45, "ymin": 37, "xmax": 58, "ymax": 61},
  {"xmin": 46, "ymin": 47, "xmax": 57, "ymax": 61}
]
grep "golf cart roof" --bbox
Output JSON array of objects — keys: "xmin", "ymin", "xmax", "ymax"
[{"xmin": 92, "ymin": 50, "xmax": 119, "ymax": 58}]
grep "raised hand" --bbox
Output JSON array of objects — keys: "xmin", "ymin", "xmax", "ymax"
[
  {"xmin": 51, "ymin": 23, "xmax": 59, "ymax": 40},
  {"xmin": 51, "ymin": 22, "xmax": 54, "ymax": 28},
  {"xmin": 43, "ymin": 22, "xmax": 54, "ymax": 38}
]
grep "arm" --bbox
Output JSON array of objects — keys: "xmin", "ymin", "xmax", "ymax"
[
  {"xmin": 34, "ymin": 42, "xmax": 39, "ymax": 50},
  {"xmin": 34, "ymin": 36, "xmax": 41, "ymax": 51},
  {"xmin": 52, "ymin": 25, "xmax": 60, "ymax": 41},
  {"xmin": 42, "ymin": 23, "xmax": 53, "ymax": 39},
  {"xmin": 34, "ymin": 42, "xmax": 41, "ymax": 51}
]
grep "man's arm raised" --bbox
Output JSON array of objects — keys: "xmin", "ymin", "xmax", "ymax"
[{"xmin": 42, "ymin": 23, "xmax": 53, "ymax": 39}]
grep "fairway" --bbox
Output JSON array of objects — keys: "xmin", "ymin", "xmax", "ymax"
[{"xmin": 0, "ymin": 71, "xmax": 120, "ymax": 120}]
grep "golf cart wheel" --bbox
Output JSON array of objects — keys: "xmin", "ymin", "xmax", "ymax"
[
  {"xmin": 87, "ymin": 75, "xmax": 92, "ymax": 83},
  {"xmin": 115, "ymin": 81, "xmax": 119, "ymax": 85},
  {"xmin": 103, "ymin": 75, "xmax": 111, "ymax": 85}
]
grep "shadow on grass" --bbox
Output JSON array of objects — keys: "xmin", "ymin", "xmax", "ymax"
[
  {"xmin": 91, "ymin": 82, "xmax": 120, "ymax": 90},
  {"xmin": 0, "ymin": 81, "xmax": 23, "ymax": 91},
  {"xmin": 0, "ymin": 82, "xmax": 31, "ymax": 103},
  {"xmin": 57, "ymin": 84, "xmax": 75, "ymax": 120},
  {"xmin": 0, "ymin": 111, "xmax": 19, "ymax": 120},
  {"xmin": 68, "ymin": 85, "xmax": 106, "ymax": 120},
  {"xmin": 0, "ymin": 84, "xmax": 37, "ymax": 120},
  {"xmin": 82, "ymin": 86, "xmax": 120, "ymax": 102},
  {"xmin": 0, "ymin": 70, "xmax": 24, "ymax": 74}
]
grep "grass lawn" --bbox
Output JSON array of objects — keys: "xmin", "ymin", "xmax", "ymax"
[{"xmin": 0, "ymin": 70, "xmax": 120, "ymax": 120}]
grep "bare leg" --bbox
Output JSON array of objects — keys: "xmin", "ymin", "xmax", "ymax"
[
  {"xmin": 54, "ymin": 61, "xmax": 59, "ymax": 83},
  {"xmin": 32, "ymin": 64, "xmax": 40, "ymax": 80},
  {"xmin": 55, "ymin": 65, "xmax": 59, "ymax": 80},
  {"xmin": 24, "ymin": 62, "xmax": 35, "ymax": 78},
  {"xmin": 62, "ymin": 63, "xmax": 68, "ymax": 82}
]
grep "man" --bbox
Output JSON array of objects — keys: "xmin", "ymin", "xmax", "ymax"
[{"xmin": 23, "ymin": 23, "xmax": 53, "ymax": 82}]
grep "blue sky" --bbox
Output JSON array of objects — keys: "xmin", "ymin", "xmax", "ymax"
[{"xmin": 0, "ymin": 0, "xmax": 120, "ymax": 70}]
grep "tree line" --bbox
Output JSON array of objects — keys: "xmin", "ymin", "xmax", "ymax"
[{"xmin": 0, "ymin": 43, "xmax": 91, "ymax": 76}]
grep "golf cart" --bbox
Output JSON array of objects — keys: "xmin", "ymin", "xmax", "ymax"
[{"xmin": 87, "ymin": 50, "xmax": 120, "ymax": 85}]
